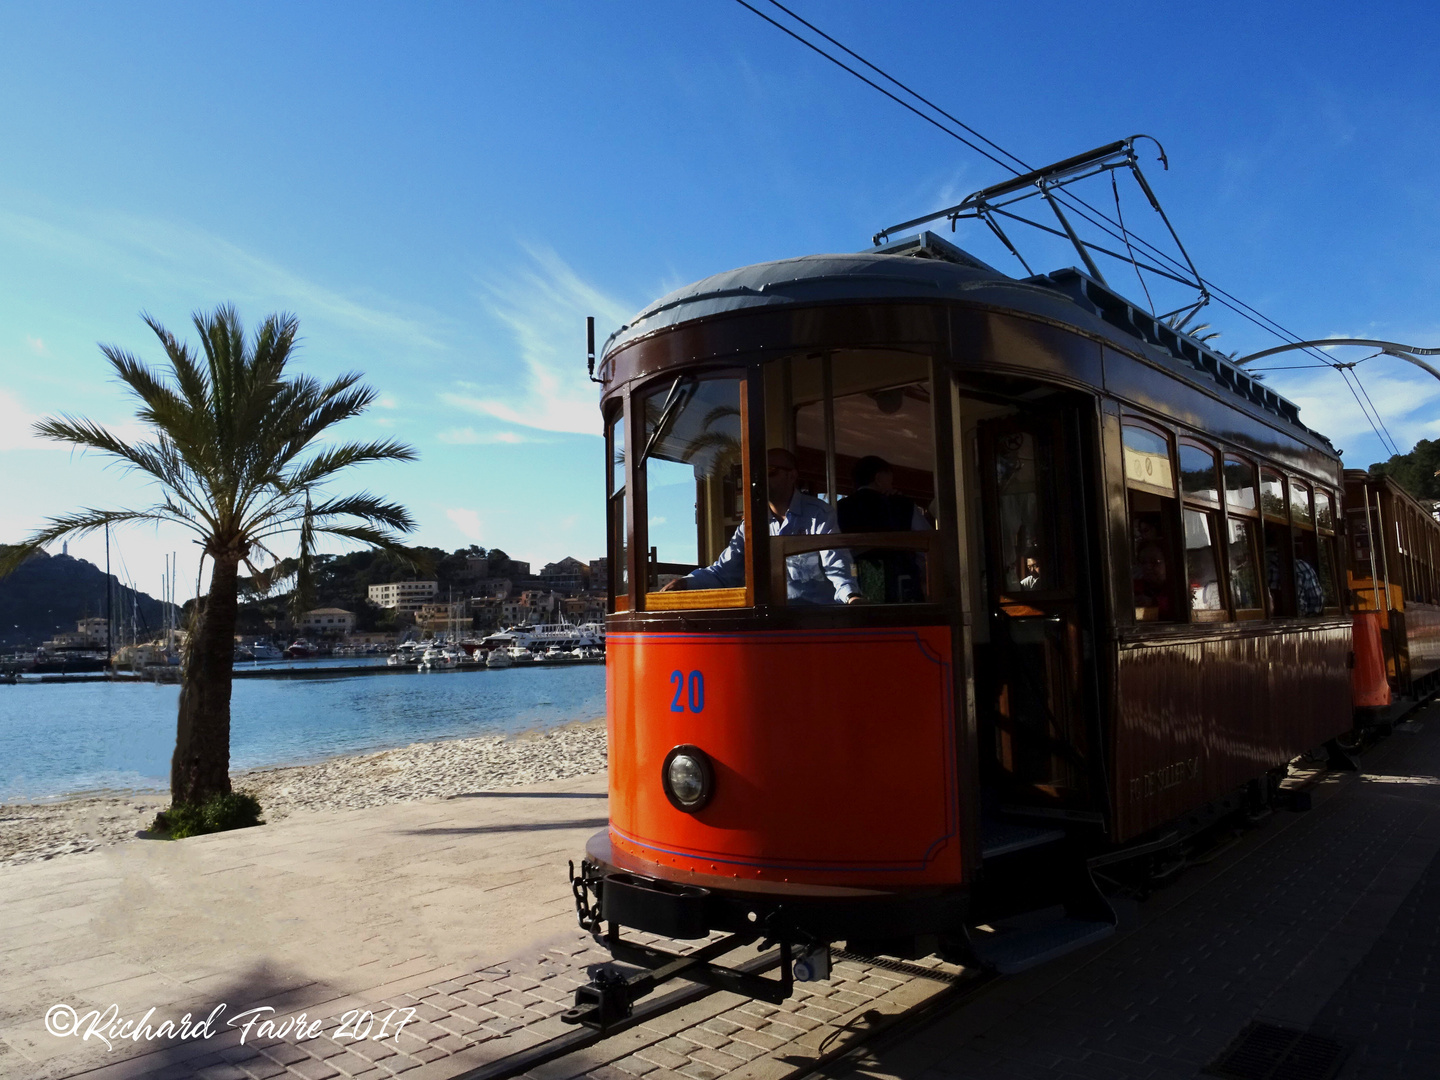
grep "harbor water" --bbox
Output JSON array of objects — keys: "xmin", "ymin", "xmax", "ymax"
[{"xmin": 0, "ymin": 660, "xmax": 606, "ymax": 802}]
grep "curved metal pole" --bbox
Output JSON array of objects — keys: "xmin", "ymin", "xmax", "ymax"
[{"xmin": 1235, "ymin": 338, "xmax": 1440, "ymax": 382}]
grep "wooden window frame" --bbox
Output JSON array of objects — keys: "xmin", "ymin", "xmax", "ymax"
[
  {"xmin": 1220, "ymin": 453, "xmax": 1265, "ymax": 621},
  {"xmin": 1177, "ymin": 439, "xmax": 1227, "ymax": 623},
  {"xmin": 768, "ymin": 351, "xmax": 944, "ymax": 608},
  {"xmin": 606, "ymin": 398, "xmax": 631, "ymax": 613},
  {"xmin": 635, "ymin": 368, "xmax": 751, "ymax": 613},
  {"xmin": 1121, "ymin": 416, "xmax": 1184, "ymax": 624},
  {"xmin": 1314, "ymin": 486, "xmax": 1342, "ymax": 616}
]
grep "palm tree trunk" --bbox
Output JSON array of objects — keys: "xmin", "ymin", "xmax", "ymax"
[{"xmin": 171, "ymin": 554, "xmax": 239, "ymax": 805}]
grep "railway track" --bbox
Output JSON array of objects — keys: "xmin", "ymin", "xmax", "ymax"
[{"xmin": 449, "ymin": 948, "xmax": 987, "ymax": 1080}]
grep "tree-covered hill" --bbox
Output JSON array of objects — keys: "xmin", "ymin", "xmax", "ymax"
[
  {"xmin": 1370, "ymin": 440, "xmax": 1440, "ymax": 504},
  {"xmin": 0, "ymin": 549, "xmax": 177, "ymax": 650},
  {"xmin": 227, "ymin": 544, "xmax": 536, "ymax": 635}
]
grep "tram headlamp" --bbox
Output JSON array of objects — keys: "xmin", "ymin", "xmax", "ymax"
[{"xmin": 662, "ymin": 745, "xmax": 714, "ymax": 812}]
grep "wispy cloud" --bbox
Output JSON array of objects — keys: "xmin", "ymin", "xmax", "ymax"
[
  {"xmin": 435, "ymin": 426, "xmax": 538, "ymax": 445},
  {"xmin": 458, "ymin": 245, "xmax": 632, "ymax": 435},
  {"xmin": 1274, "ymin": 359, "xmax": 1440, "ymax": 463},
  {"xmin": 0, "ymin": 206, "xmax": 445, "ymax": 352},
  {"xmin": 445, "ymin": 508, "xmax": 484, "ymax": 541},
  {"xmin": 25, "ymin": 336, "xmax": 45, "ymax": 355},
  {"xmin": 0, "ymin": 390, "xmax": 42, "ymax": 451}
]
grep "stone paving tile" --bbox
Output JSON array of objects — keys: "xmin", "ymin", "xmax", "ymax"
[{"xmin": 50, "ymin": 728, "xmax": 1440, "ymax": 1080}]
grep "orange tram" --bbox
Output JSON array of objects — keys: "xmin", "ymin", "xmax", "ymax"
[
  {"xmin": 563, "ymin": 231, "xmax": 1410, "ymax": 1028},
  {"xmin": 1346, "ymin": 470, "xmax": 1440, "ymax": 716}
]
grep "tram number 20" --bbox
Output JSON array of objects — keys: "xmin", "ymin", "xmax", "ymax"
[{"xmin": 669, "ymin": 670, "xmax": 705, "ymax": 713}]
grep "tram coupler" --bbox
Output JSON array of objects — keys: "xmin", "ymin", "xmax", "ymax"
[
  {"xmin": 562, "ymin": 928, "xmax": 789, "ymax": 1031},
  {"xmin": 1324, "ymin": 739, "xmax": 1360, "ymax": 772}
]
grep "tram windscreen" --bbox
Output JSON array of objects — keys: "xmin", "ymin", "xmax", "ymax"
[{"xmin": 638, "ymin": 377, "xmax": 744, "ymax": 591}]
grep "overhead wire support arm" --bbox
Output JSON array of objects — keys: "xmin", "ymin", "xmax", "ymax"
[
  {"xmin": 870, "ymin": 135, "xmax": 1206, "ymax": 320},
  {"xmin": 1235, "ymin": 338, "xmax": 1440, "ymax": 382},
  {"xmin": 1040, "ymin": 182, "xmax": 1107, "ymax": 284}
]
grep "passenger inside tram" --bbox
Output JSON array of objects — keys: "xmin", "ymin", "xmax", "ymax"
[
  {"xmin": 1133, "ymin": 540, "xmax": 1174, "ymax": 620},
  {"xmin": 663, "ymin": 447, "xmax": 859, "ymax": 604},
  {"xmin": 837, "ymin": 454, "xmax": 931, "ymax": 603}
]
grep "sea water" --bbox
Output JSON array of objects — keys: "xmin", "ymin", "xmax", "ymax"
[{"xmin": 0, "ymin": 663, "xmax": 606, "ymax": 801}]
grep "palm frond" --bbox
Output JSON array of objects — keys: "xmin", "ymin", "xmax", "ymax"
[
  {"xmin": 306, "ymin": 492, "xmax": 416, "ymax": 532},
  {"xmin": 284, "ymin": 440, "xmax": 419, "ymax": 490}
]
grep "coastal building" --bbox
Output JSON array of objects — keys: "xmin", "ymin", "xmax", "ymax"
[
  {"xmin": 41, "ymin": 617, "xmax": 110, "ymax": 650},
  {"xmin": 367, "ymin": 580, "xmax": 438, "ymax": 613},
  {"xmin": 541, "ymin": 557, "xmax": 589, "ymax": 593},
  {"xmin": 415, "ymin": 600, "xmax": 471, "ymax": 633},
  {"xmin": 300, "ymin": 608, "xmax": 356, "ymax": 634}
]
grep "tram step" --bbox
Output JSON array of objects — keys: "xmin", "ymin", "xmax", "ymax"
[
  {"xmin": 980, "ymin": 820, "xmax": 1066, "ymax": 860},
  {"xmin": 968, "ymin": 916, "xmax": 1114, "ymax": 974}
]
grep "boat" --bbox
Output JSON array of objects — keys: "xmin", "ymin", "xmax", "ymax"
[
  {"xmin": 419, "ymin": 645, "xmax": 463, "ymax": 671},
  {"xmin": 485, "ymin": 648, "xmax": 513, "ymax": 668},
  {"xmin": 248, "ymin": 640, "xmax": 283, "ymax": 661},
  {"xmin": 284, "ymin": 639, "xmax": 315, "ymax": 659},
  {"xmin": 387, "ymin": 641, "xmax": 423, "ymax": 666}
]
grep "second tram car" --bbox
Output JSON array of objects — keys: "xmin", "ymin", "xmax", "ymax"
[
  {"xmin": 1346, "ymin": 469, "xmax": 1440, "ymax": 713},
  {"xmin": 565, "ymin": 232, "xmax": 1356, "ymax": 1025}
]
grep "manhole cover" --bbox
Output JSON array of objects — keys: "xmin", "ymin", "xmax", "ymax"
[{"xmin": 1205, "ymin": 1022, "xmax": 1349, "ymax": 1080}]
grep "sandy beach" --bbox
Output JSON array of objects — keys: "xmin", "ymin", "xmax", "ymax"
[{"xmin": 0, "ymin": 720, "xmax": 607, "ymax": 867}]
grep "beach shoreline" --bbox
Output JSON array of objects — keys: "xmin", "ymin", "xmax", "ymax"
[{"xmin": 0, "ymin": 719, "xmax": 607, "ymax": 867}]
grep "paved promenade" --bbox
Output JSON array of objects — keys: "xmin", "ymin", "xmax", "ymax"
[
  {"xmin": 845, "ymin": 705, "xmax": 1440, "ymax": 1080},
  {"xmin": 2, "ymin": 707, "xmax": 1438, "ymax": 1080}
]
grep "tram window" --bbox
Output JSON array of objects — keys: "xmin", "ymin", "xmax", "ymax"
[
  {"xmin": 1260, "ymin": 468, "xmax": 1287, "ymax": 522},
  {"xmin": 1183, "ymin": 509, "xmax": 1225, "ymax": 617},
  {"xmin": 1260, "ymin": 468, "xmax": 1294, "ymax": 615},
  {"xmin": 994, "ymin": 431, "xmax": 1045, "ymax": 592},
  {"xmin": 1131, "ymin": 494, "xmax": 1180, "ymax": 622},
  {"xmin": 638, "ymin": 376, "xmax": 745, "ymax": 597},
  {"xmin": 607, "ymin": 409, "xmax": 628, "ymax": 604},
  {"xmin": 1179, "ymin": 442, "xmax": 1220, "ymax": 503},
  {"xmin": 1290, "ymin": 481, "xmax": 1314, "ymax": 528},
  {"xmin": 1226, "ymin": 518, "xmax": 1264, "ymax": 614},
  {"xmin": 1123, "ymin": 423, "xmax": 1180, "ymax": 622},
  {"xmin": 1224, "ymin": 457, "xmax": 1257, "ymax": 513},
  {"xmin": 781, "ymin": 352, "xmax": 938, "ymax": 605},
  {"xmin": 1315, "ymin": 489, "xmax": 1340, "ymax": 613},
  {"xmin": 1288, "ymin": 481, "xmax": 1326, "ymax": 616},
  {"xmin": 1265, "ymin": 518, "xmax": 1296, "ymax": 616},
  {"xmin": 1122, "ymin": 424, "xmax": 1174, "ymax": 493}
]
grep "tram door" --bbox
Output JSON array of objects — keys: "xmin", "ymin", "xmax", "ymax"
[{"xmin": 976, "ymin": 411, "xmax": 1097, "ymax": 811}]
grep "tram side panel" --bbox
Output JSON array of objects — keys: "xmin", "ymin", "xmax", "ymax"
[
  {"xmin": 605, "ymin": 626, "xmax": 963, "ymax": 887},
  {"xmin": 1111, "ymin": 625, "xmax": 1351, "ymax": 842},
  {"xmin": 1405, "ymin": 601, "xmax": 1440, "ymax": 690}
]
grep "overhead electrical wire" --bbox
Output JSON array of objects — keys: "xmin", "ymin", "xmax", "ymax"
[{"xmin": 739, "ymin": 0, "xmax": 1402, "ymax": 452}]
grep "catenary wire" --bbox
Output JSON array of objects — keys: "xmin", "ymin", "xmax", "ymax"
[
  {"xmin": 741, "ymin": 0, "xmax": 1396, "ymax": 430},
  {"xmin": 1350, "ymin": 367, "xmax": 1401, "ymax": 456}
]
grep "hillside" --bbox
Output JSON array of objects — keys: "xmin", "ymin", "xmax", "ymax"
[
  {"xmin": 1370, "ymin": 440, "xmax": 1440, "ymax": 504},
  {"xmin": 0, "ymin": 549, "xmax": 177, "ymax": 650}
]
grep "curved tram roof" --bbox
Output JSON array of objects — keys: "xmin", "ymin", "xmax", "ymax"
[{"xmin": 602, "ymin": 232, "xmax": 1334, "ymax": 460}]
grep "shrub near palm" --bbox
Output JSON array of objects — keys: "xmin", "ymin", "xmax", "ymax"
[{"xmin": 1, "ymin": 307, "xmax": 417, "ymax": 832}]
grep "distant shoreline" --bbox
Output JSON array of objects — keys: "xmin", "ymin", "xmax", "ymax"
[{"xmin": 0, "ymin": 720, "xmax": 607, "ymax": 867}]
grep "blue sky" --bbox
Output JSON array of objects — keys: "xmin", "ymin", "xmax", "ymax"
[{"xmin": 2, "ymin": 1, "xmax": 1437, "ymax": 601}]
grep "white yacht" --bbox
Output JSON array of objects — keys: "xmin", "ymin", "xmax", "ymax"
[
  {"xmin": 485, "ymin": 648, "xmax": 513, "ymax": 669},
  {"xmin": 387, "ymin": 641, "xmax": 423, "ymax": 666}
]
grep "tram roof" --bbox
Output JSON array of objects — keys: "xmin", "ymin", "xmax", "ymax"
[{"xmin": 602, "ymin": 231, "xmax": 1328, "ymax": 449}]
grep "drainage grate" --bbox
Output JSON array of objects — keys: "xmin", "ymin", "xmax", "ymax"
[
  {"xmin": 1205, "ymin": 1022, "xmax": 1349, "ymax": 1080},
  {"xmin": 832, "ymin": 949, "xmax": 969, "ymax": 984}
]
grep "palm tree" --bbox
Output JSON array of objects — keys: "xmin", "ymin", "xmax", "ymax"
[{"xmin": 0, "ymin": 306, "xmax": 417, "ymax": 807}]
